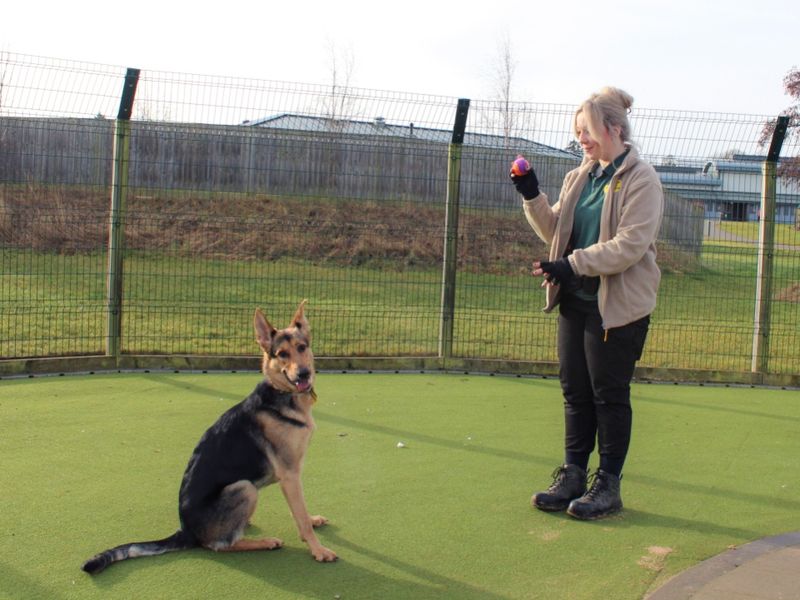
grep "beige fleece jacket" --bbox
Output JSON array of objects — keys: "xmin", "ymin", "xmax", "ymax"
[{"xmin": 522, "ymin": 145, "xmax": 663, "ymax": 329}]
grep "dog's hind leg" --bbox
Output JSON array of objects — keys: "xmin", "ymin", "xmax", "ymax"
[
  {"xmin": 201, "ymin": 480, "xmax": 283, "ymax": 552},
  {"xmin": 219, "ymin": 537, "xmax": 283, "ymax": 552}
]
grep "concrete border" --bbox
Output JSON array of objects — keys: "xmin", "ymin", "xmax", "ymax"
[{"xmin": 647, "ymin": 531, "xmax": 800, "ymax": 599}]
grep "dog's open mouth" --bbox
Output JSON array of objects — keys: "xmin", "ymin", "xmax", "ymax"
[
  {"xmin": 295, "ymin": 379, "xmax": 312, "ymax": 393},
  {"xmin": 279, "ymin": 368, "xmax": 313, "ymax": 393}
]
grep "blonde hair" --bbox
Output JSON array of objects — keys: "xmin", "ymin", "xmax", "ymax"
[{"xmin": 573, "ymin": 86, "xmax": 634, "ymax": 143}]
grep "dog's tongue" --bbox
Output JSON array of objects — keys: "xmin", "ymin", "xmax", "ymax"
[{"xmin": 296, "ymin": 380, "xmax": 311, "ymax": 393}]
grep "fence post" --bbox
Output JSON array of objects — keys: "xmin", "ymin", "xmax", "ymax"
[
  {"xmin": 438, "ymin": 98, "xmax": 470, "ymax": 360},
  {"xmin": 751, "ymin": 115, "xmax": 789, "ymax": 374},
  {"xmin": 106, "ymin": 68, "xmax": 140, "ymax": 362}
]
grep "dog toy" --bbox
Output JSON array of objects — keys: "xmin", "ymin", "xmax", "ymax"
[{"xmin": 511, "ymin": 155, "xmax": 530, "ymax": 177}]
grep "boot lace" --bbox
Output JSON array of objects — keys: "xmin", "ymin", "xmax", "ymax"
[
  {"xmin": 546, "ymin": 465, "xmax": 568, "ymax": 492},
  {"xmin": 582, "ymin": 471, "xmax": 620, "ymax": 501},
  {"xmin": 582, "ymin": 471, "xmax": 604, "ymax": 501}
]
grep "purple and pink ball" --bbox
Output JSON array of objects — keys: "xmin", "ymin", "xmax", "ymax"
[{"xmin": 511, "ymin": 156, "xmax": 530, "ymax": 177}]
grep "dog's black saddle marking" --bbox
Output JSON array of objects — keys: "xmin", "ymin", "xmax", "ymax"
[
  {"xmin": 262, "ymin": 405, "xmax": 306, "ymax": 428},
  {"xmin": 178, "ymin": 381, "xmax": 304, "ymax": 519},
  {"xmin": 251, "ymin": 381, "xmax": 307, "ymax": 427}
]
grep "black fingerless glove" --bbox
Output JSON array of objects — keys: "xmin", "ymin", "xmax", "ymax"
[
  {"xmin": 509, "ymin": 159, "xmax": 540, "ymax": 200},
  {"xmin": 539, "ymin": 257, "xmax": 575, "ymax": 287},
  {"xmin": 511, "ymin": 169, "xmax": 539, "ymax": 200},
  {"xmin": 511, "ymin": 171, "xmax": 540, "ymax": 200}
]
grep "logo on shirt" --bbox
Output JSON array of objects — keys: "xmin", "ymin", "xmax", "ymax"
[{"xmin": 604, "ymin": 180, "xmax": 623, "ymax": 194}]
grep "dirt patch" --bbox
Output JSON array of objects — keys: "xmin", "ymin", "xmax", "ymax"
[
  {"xmin": 539, "ymin": 530, "xmax": 561, "ymax": 542},
  {"xmin": 0, "ymin": 184, "xmax": 697, "ymax": 275},
  {"xmin": 776, "ymin": 282, "xmax": 800, "ymax": 302},
  {"xmin": 637, "ymin": 546, "xmax": 674, "ymax": 572},
  {"xmin": 0, "ymin": 185, "xmax": 543, "ymax": 274}
]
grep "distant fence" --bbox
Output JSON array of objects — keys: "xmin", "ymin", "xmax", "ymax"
[
  {"xmin": 1, "ymin": 52, "xmax": 798, "ymax": 385},
  {"xmin": 0, "ymin": 116, "xmax": 578, "ymax": 208}
]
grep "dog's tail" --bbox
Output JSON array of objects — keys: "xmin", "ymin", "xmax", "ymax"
[{"xmin": 82, "ymin": 529, "xmax": 196, "ymax": 575}]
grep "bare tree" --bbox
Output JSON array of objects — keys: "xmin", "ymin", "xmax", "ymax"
[
  {"xmin": 760, "ymin": 66, "xmax": 800, "ymax": 185},
  {"xmin": 134, "ymin": 100, "xmax": 172, "ymax": 122},
  {"xmin": 494, "ymin": 33, "xmax": 515, "ymax": 142},
  {"xmin": 0, "ymin": 50, "xmax": 8, "ymax": 114},
  {"xmin": 321, "ymin": 39, "xmax": 356, "ymax": 125},
  {"xmin": 483, "ymin": 33, "xmax": 533, "ymax": 147},
  {"xmin": 0, "ymin": 51, "xmax": 8, "ymax": 148},
  {"xmin": 318, "ymin": 40, "xmax": 357, "ymax": 192}
]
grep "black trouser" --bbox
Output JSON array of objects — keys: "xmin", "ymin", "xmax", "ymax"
[{"xmin": 557, "ymin": 298, "xmax": 650, "ymax": 476}]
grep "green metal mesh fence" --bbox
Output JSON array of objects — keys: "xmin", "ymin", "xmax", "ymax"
[{"xmin": 1, "ymin": 53, "xmax": 798, "ymax": 381}]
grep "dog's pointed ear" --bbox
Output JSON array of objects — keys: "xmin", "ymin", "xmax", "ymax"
[
  {"xmin": 254, "ymin": 308, "xmax": 276, "ymax": 353},
  {"xmin": 291, "ymin": 299, "xmax": 310, "ymax": 339}
]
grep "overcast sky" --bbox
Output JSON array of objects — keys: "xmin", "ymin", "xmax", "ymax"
[{"xmin": 2, "ymin": 0, "xmax": 797, "ymax": 116}]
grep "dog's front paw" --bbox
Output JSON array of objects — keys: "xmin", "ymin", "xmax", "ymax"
[
  {"xmin": 312, "ymin": 545, "xmax": 338, "ymax": 562},
  {"xmin": 310, "ymin": 515, "xmax": 329, "ymax": 528}
]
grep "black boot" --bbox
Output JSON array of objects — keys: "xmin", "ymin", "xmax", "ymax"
[
  {"xmin": 566, "ymin": 470, "xmax": 623, "ymax": 520},
  {"xmin": 531, "ymin": 464, "xmax": 587, "ymax": 512}
]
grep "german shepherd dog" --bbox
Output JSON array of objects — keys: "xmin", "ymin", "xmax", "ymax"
[{"xmin": 82, "ymin": 300, "xmax": 337, "ymax": 574}]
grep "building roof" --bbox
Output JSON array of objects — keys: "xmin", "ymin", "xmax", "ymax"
[
  {"xmin": 711, "ymin": 154, "xmax": 796, "ymax": 174},
  {"xmin": 242, "ymin": 113, "xmax": 577, "ymax": 159},
  {"xmin": 658, "ymin": 173, "xmax": 721, "ymax": 187},
  {"xmin": 713, "ymin": 160, "xmax": 764, "ymax": 174},
  {"xmin": 655, "ymin": 163, "xmax": 722, "ymax": 188}
]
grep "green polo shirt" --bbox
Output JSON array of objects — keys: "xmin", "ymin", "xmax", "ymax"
[
  {"xmin": 572, "ymin": 149, "xmax": 629, "ymax": 251},
  {"xmin": 569, "ymin": 149, "xmax": 629, "ymax": 300}
]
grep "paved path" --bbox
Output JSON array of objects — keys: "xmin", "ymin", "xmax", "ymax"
[
  {"xmin": 705, "ymin": 220, "xmax": 800, "ymax": 251},
  {"xmin": 646, "ymin": 531, "xmax": 800, "ymax": 600}
]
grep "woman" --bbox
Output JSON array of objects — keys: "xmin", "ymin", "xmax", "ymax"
[{"xmin": 510, "ymin": 87, "xmax": 663, "ymax": 520}]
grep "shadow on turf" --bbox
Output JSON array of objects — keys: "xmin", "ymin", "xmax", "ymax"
[
  {"xmin": 0, "ymin": 561, "xmax": 63, "ymax": 600},
  {"xmin": 149, "ymin": 372, "xmax": 557, "ymax": 468},
  {"xmin": 317, "ymin": 411, "xmax": 554, "ymax": 466},
  {"xmin": 544, "ymin": 506, "xmax": 767, "ymax": 540},
  {"xmin": 636, "ymin": 390, "xmax": 800, "ymax": 423},
  {"xmin": 82, "ymin": 526, "xmax": 513, "ymax": 600},
  {"xmin": 210, "ymin": 526, "xmax": 512, "ymax": 600},
  {"xmin": 630, "ymin": 472, "xmax": 800, "ymax": 514},
  {"xmin": 140, "ymin": 372, "xmax": 247, "ymax": 403}
]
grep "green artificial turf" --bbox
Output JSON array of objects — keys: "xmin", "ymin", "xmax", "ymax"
[{"xmin": 1, "ymin": 372, "xmax": 798, "ymax": 599}]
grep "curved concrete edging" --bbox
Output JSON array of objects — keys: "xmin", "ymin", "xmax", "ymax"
[{"xmin": 646, "ymin": 531, "xmax": 800, "ymax": 599}]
